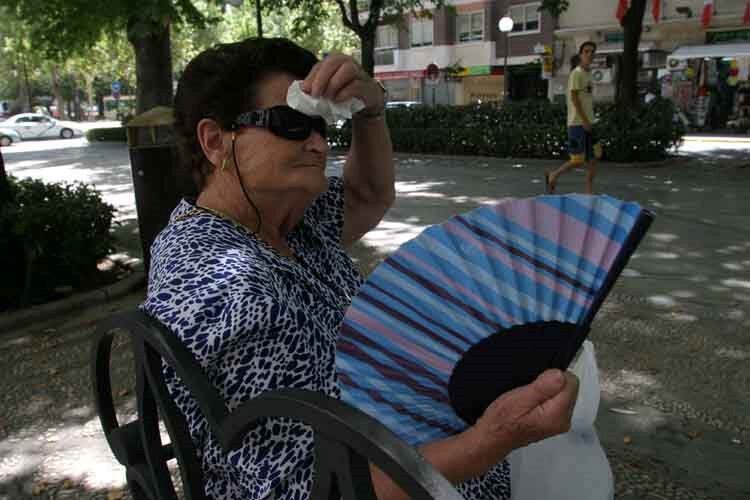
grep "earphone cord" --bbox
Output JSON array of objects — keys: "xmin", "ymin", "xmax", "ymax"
[{"xmin": 231, "ymin": 134, "xmax": 263, "ymax": 235}]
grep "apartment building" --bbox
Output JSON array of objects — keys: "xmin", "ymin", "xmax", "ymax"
[{"xmin": 372, "ymin": 1, "xmax": 555, "ymax": 105}]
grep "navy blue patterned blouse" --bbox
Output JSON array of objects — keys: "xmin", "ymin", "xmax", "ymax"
[
  {"xmin": 143, "ymin": 177, "xmax": 361, "ymax": 499},
  {"xmin": 142, "ymin": 176, "xmax": 511, "ymax": 499}
]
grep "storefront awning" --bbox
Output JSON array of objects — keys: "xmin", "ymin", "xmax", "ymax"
[{"xmin": 669, "ymin": 43, "xmax": 750, "ymax": 60}]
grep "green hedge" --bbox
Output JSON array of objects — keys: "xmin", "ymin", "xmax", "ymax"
[
  {"xmin": 329, "ymin": 98, "xmax": 684, "ymax": 163},
  {"xmin": 86, "ymin": 127, "xmax": 127, "ymax": 142},
  {"xmin": 595, "ymin": 98, "xmax": 685, "ymax": 162},
  {"xmin": 0, "ymin": 177, "xmax": 117, "ymax": 310}
]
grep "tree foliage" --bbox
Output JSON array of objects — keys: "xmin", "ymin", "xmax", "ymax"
[
  {"xmin": 171, "ymin": 1, "xmax": 359, "ymax": 77},
  {"xmin": 0, "ymin": 5, "xmax": 49, "ymax": 112},
  {"xmin": 266, "ymin": 0, "xmax": 446, "ymax": 76},
  {"xmin": 3, "ymin": 0, "xmax": 225, "ymax": 113},
  {"xmin": 539, "ymin": 0, "xmax": 569, "ymax": 18},
  {"xmin": 4, "ymin": 0, "xmax": 210, "ymax": 60}
]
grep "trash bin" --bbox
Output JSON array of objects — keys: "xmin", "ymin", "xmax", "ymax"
[{"xmin": 126, "ymin": 106, "xmax": 195, "ymax": 273}]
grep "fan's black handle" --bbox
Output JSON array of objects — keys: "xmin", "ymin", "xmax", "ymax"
[{"xmin": 448, "ymin": 321, "xmax": 583, "ymax": 425}]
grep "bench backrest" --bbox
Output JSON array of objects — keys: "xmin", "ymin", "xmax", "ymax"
[{"xmin": 91, "ymin": 309, "xmax": 464, "ymax": 500}]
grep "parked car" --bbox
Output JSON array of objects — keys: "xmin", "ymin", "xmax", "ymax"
[
  {"xmin": 385, "ymin": 100, "xmax": 422, "ymax": 109},
  {"xmin": 0, "ymin": 127, "xmax": 21, "ymax": 147},
  {"xmin": 1, "ymin": 113, "xmax": 83, "ymax": 140}
]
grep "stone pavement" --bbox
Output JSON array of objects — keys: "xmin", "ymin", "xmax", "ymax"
[{"xmin": 1, "ymin": 142, "xmax": 749, "ymax": 498}]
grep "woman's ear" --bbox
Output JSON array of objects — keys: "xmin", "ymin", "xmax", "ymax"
[{"xmin": 196, "ymin": 118, "xmax": 228, "ymax": 169}]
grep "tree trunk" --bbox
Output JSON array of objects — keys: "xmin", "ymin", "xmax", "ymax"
[
  {"xmin": 0, "ymin": 148, "xmax": 10, "ymax": 206},
  {"xmin": 15, "ymin": 62, "xmax": 32, "ymax": 113},
  {"xmin": 73, "ymin": 80, "xmax": 83, "ymax": 121},
  {"xmin": 85, "ymin": 76, "xmax": 95, "ymax": 120},
  {"xmin": 97, "ymin": 94, "xmax": 105, "ymax": 119},
  {"xmin": 255, "ymin": 0, "xmax": 263, "ymax": 37},
  {"xmin": 360, "ymin": 30, "xmax": 376, "ymax": 77},
  {"xmin": 127, "ymin": 16, "xmax": 174, "ymax": 115},
  {"xmin": 619, "ymin": 0, "xmax": 647, "ymax": 107},
  {"xmin": 21, "ymin": 58, "xmax": 32, "ymax": 112},
  {"xmin": 51, "ymin": 65, "xmax": 66, "ymax": 119}
]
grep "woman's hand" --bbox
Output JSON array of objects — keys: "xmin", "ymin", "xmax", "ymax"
[
  {"xmin": 372, "ymin": 370, "xmax": 579, "ymax": 499},
  {"xmin": 465, "ymin": 369, "xmax": 580, "ymax": 471},
  {"xmin": 302, "ymin": 53, "xmax": 385, "ymax": 116}
]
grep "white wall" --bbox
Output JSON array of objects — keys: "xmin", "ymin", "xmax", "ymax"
[{"xmin": 390, "ymin": 42, "xmax": 496, "ymax": 72}]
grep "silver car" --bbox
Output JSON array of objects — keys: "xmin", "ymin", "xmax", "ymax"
[
  {"xmin": 0, "ymin": 126, "xmax": 21, "ymax": 147},
  {"xmin": 1, "ymin": 113, "xmax": 83, "ymax": 140}
]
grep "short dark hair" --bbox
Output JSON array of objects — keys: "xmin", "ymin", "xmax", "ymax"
[
  {"xmin": 173, "ymin": 37, "xmax": 318, "ymax": 191},
  {"xmin": 571, "ymin": 42, "xmax": 597, "ymax": 69},
  {"xmin": 579, "ymin": 41, "xmax": 597, "ymax": 54}
]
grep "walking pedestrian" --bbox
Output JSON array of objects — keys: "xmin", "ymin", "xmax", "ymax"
[{"xmin": 546, "ymin": 42, "xmax": 602, "ymax": 194}]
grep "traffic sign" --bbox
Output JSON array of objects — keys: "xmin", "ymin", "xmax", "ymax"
[
  {"xmin": 425, "ymin": 63, "xmax": 440, "ymax": 86},
  {"xmin": 111, "ymin": 81, "xmax": 121, "ymax": 93}
]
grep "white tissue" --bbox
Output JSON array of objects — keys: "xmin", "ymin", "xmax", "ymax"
[{"xmin": 286, "ymin": 80, "xmax": 366, "ymax": 124}]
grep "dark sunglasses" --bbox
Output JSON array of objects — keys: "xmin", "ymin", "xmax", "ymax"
[{"xmin": 232, "ymin": 105, "xmax": 327, "ymax": 141}]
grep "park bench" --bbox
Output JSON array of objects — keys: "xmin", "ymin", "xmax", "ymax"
[{"xmin": 91, "ymin": 309, "xmax": 464, "ymax": 500}]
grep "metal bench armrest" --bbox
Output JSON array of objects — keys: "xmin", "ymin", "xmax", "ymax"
[{"xmin": 92, "ymin": 309, "xmax": 463, "ymax": 500}]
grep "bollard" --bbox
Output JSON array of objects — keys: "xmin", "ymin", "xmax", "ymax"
[{"xmin": 126, "ymin": 107, "xmax": 195, "ymax": 274}]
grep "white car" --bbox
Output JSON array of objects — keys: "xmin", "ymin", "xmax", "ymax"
[
  {"xmin": 1, "ymin": 113, "xmax": 83, "ymax": 140},
  {"xmin": 0, "ymin": 127, "xmax": 21, "ymax": 147},
  {"xmin": 385, "ymin": 101, "xmax": 422, "ymax": 109}
]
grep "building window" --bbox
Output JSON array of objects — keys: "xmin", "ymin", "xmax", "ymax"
[
  {"xmin": 508, "ymin": 2, "xmax": 541, "ymax": 34},
  {"xmin": 375, "ymin": 25, "xmax": 397, "ymax": 66},
  {"xmin": 376, "ymin": 24, "xmax": 398, "ymax": 49},
  {"xmin": 457, "ymin": 11, "xmax": 484, "ymax": 42},
  {"xmin": 411, "ymin": 17, "xmax": 434, "ymax": 47}
]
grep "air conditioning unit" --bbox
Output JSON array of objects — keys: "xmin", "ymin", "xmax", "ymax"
[
  {"xmin": 591, "ymin": 54, "xmax": 609, "ymax": 69},
  {"xmin": 591, "ymin": 68, "xmax": 613, "ymax": 84},
  {"xmin": 667, "ymin": 58, "xmax": 687, "ymax": 71},
  {"xmin": 642, "ymin": 51, "xmax": 668, "ymax": 68}
]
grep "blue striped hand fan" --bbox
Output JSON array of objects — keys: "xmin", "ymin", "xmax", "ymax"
[{"xmin": 337, "ymin": 194, "xmax": 653, "ymax": 448}]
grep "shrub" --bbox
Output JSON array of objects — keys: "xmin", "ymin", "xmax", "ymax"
[
  {"xmin": 595, "ymin": 97, "xmax": 685, "ymax": 162},
  {"xmin": 0, "ymin": 177, "xmax": 117, "ymax": 310},
  {"xmin": 331, "ymin": 99, "xmax": 683, "ymax": 163},
  {"xmin": 86, "ymin": 127, "xmax": 127, "ymax": 142}
]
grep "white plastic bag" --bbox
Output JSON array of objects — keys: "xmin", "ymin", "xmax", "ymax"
[{"xmin": 508, "ymin": 341, "xmax": 614, "ymax": 500}]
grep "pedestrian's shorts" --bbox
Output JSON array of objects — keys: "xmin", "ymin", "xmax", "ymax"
[{"xmin": 568, "ymin": 126, "xmax": 603, "ymax": 163}]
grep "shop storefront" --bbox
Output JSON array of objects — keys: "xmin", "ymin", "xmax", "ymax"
[
  {"xmin": 665, "ymin": 36, "xmax": 750, "ymax": 131},
  {"xmin": 375, "ymin": 70, "xmax": 426, "ymax": 103},
  {"xmin": 443, "ymin": 66, "xmax": 503, "ymax": 105},
  {"xmin": 457, "ymin": 66, "xmax": 504, "ymax": 104}
]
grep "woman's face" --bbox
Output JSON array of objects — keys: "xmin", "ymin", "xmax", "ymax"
[{"xmin": 231, "ymin": 72, "xmax": 329, "ymax": 204}]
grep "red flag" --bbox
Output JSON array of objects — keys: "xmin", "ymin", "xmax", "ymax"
[
  {"xmin": 616, "ymin": 0, "xmax": 629, "ymax": 22},
  {"xmin": 652, "ymin": 0, "xmax": 661, "ymax": 23},
  {"xmin": 744, "ymin": 0, "xmax": 750, "ymax": 24},
  {"xmin": 702, "ymin": 0, "xmax": 714, "ymax": 28}
]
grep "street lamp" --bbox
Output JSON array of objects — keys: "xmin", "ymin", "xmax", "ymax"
[{"xmin": 498, "ymin": 16, "xmax": 514, "ymax": 103}]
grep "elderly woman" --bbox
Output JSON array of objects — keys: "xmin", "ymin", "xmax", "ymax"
[{"xmin": 143, "ymin": 37, "xmax": 578, "ymax": 500}]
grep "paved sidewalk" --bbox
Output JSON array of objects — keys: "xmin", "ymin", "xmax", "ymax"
[{"xmin": 1, "ymin": 147, "xmax": 749, "ymax": 498}]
